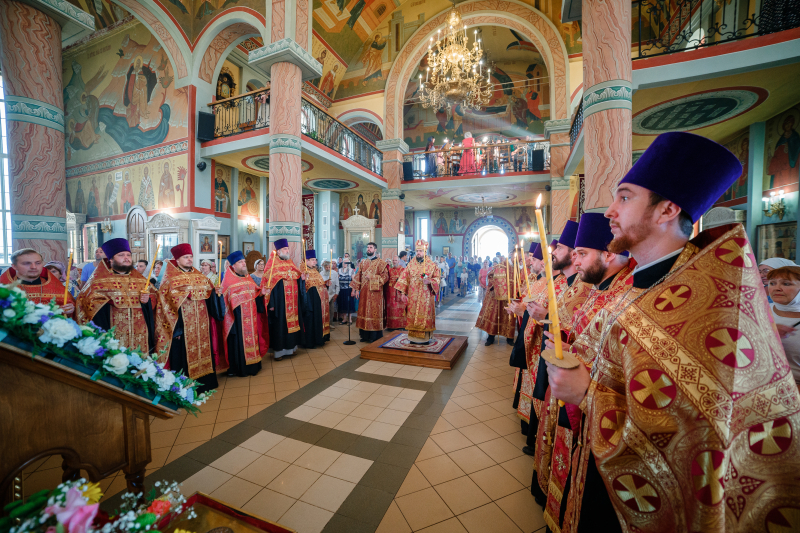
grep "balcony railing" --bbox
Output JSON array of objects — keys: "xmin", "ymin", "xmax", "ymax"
[
  {"xmin": 633, "ymin": 0, "xmax": 800, "ymax": 59},
  {"xmin": 404, "ymin": 140, "xmax": 550, "ymax": 180},
  {"xmin": 209, "ymin": 87, "xmax": 270, "ymax": 138},
  {"xmin": 301, "ymin": 98, "xmax": 383, "ymax": 176},
  {"xmin": 207, "ymin": 86, "xmax": 383, "ymax": 176},
  {"xmin": 569, "ymin": 101, "xmax": 583, "ymax": 150}
]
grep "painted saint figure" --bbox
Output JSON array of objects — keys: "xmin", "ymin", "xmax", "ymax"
[
  {"xmin": 139, "ymin": 166, "xmax": 155, "ymax": 209},
  {"xmin": 121, "ymin": 171, "xmax": 135, "ymax": 213},
  {"xmin": 357, "ymin": 34, "xmax": 387, "ymax": 83},
  {"xmin": 74, "ymin": 181, "xmax": 86, "ymax": 214},
  {"xmin": 159, "ymin": 162, "xmax": 175, "ymax": 208},
  {"xmin": 123, "ymin": 56, "xmax": 157, "ymax": 128},
  {"xmin": 368, "ymin": 193, "xmax": 382, "ymax": 224},
  {"xmin": 104, "ymin": 174, "xmax": 118, "ymax": 216},
  {"xmin": 214, "ymin": 168, "xmax": 230, "ymax": 213},
  {"xmin": 320, "ymin": 64, "xmax": 338, "ymax": 98},
  {"xmin": 768, "ymin": 113, "xmax": 800, "ymax": 189},
  {"xmin": 87, "ymin": 177, "xmax": 100, "ymax": 218}
]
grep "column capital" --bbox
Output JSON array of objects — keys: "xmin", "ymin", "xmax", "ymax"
[
  {"xmin": 583, "ymin": 80, "xmax": 633, "ymax": 118},
  {"xmin": 550, "ymin": 178, "xmax": 570, "ymax": 190},
  {"xmin": 269, "ymin": 221, "xmax": 303, "ymax": 242},
  {"xmin": 270, "ymin": 133, "xmax": 302, "ymax": 155},
  {"xmin": 377, "ymin": 138, "xmax": 410, "ymax": 154},
  {"xmin": 249, "ymin": 39, "xmax": 322, "ymax": 82},
  {"xmin": 543, "ymin": 119, "xmax": 571, "ymax": 139}
]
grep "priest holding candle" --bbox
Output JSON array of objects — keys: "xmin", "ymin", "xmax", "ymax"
[
  {"xmin": 546, "ymin": 132, "xmax": 800, "ymax": 533},
  {"xmin": 261, "ymin": 239, "xmax": 304, "ymax": 360},
  {"xmin": 1, "ymin": 248, "xmax": 76, "ymax": 317},
  {"xmin": 76, "ymin": 238, "xmax": 155, "ymax": 354},
  {"xmin": 537, "ymin": 213, "xmax": 634, "ymax": 533},
  {"xmin": 475, "ymin": 252, "xmax": 516, "ymax": 346}
]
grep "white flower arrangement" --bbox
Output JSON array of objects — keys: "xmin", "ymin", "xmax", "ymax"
[{"xmin": 0, "ymin": 283, "xmax": 213, "ymax": 413}]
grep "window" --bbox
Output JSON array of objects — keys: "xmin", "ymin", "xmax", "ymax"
[
  {"xmin": 420, "ymin": 218, "xmax": 429, "ymax": 243},
  {"xmin": 376, "ymin": 4, "xmax": 386, "ymax": 17},
  {"xmin": 0, "ymin": 75, "xmax": 11, "ymax": 265}
]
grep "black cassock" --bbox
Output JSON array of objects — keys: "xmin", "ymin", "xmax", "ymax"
[
  {"xmin": 300, "ymin": 283, "xmax": 329, "ymax": 349},
  {"xmin": 226, "ymin": 293, "xmax": 265, "ymax": 377},
  {"xmin": 266, "ymin": 278, "xmax": 302, "ymax": 354},
  {"xmin": 92, "ymin": 301, "xmax": 156, "ymax": 355},
  {"xmin": 509, "ymin": 309, "xmax": 530, "ymax": 433},
  {"xmin": 166, "ymin": 295, "xmax": 225, "ymax": 393}
]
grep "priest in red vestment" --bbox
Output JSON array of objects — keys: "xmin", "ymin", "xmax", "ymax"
[
  {"xmin": 155, "ymin": 244, "xmax": 225, "ymax": 393},
  {"xmin": 76, "ymin": 238, "xmax": 155, "ymax": 353},
  {"xmin": 385, "ymin": 255, "xmax": 406, "ymax": 330},
  {"xmin": 261, "ymin": 239, "xmax": 304, "ymax": 359},
  {"xmin": 219, "ymin": 251, "xmax": 267, "ymax": 376},
  {"xmin": 350, "ymin": 241, "xmax": 389, "ymax": 343},
  {"xmin": 475, "ymin": 256, "xmax": 516, "ymax": 345},
  {"xmin": 0, "ymin": 249, "xmax": 75, "ymax": 317},
  {"xmin": 547, "ymin": 132, "xmax": 800, "ymax": 533}
]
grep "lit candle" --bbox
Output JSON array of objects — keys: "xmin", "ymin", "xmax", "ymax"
[
  {"xmin": 266, "ymin": 250, "xmax": 277, "ymax": 289},
  {"xmin": 217, "ymin": 241, "xmax": 222, "ymax": 286},
  {"xmin": 505, "ymin": 251, "xmax": 510, "ymax": 300},
  {"xmin": 63, "ymin": 249, "xmax": 73, "ymax": 305},
  {"xmin": 534, "ymin": 194, "xmax": 562, "ymax": 360},
  {"xmin": 521, "ymin": 239, "xmax": 531, "ymax": 298},
  {"xmin": 144, "ymin": 243, "xmax": 160, "ymax": 290}
]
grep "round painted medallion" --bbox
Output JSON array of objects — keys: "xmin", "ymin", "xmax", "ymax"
[
  {"xmin": 451, "ymin": 193, "xmax": 516, "ymax": 204},
  {"xmin": 632, "ymin": 88, "xmax": 767, "ymax": 134},
  {"xmin": 748, "ymin": 417, "xmax": 793, "ymax": 456},
  {"xmin": 305, "ymin": 178, "xmax": 359, "ymax": 190},
  {"xmin": 242, "ymin": 155, "xmax": 312, "ymax": 173}
]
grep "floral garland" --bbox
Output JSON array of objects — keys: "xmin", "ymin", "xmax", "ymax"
[
  {"xmin": 0, "ymin": 479, "xmax": 197, "ymax": 533},
  {"xmin": 0, "ymin": 284, "xmax": 213, "ymax": 413}
]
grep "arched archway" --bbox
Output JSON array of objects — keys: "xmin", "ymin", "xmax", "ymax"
[
  {"xmin": 384, "ymin": 0, "xmax": 570, "ymax": 139},
  {"xmin": 337, "ymin": 109, "xmax": 385, "ymax": 136},
  {"xmin": 462, "ymin": 215, "xmax": 518, "ymax": 258},
  {"xmin": 194, "ymin": 17, "xmax": 265, "ymax": 83},
  {"xmin": 473, "ymin": 226, "xmax": 509, "ymax": 259}
]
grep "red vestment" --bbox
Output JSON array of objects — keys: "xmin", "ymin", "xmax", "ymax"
[
  {"xmin": 0, "ymin": 268, "xmax": 75, "ymax": 317},
  {"xmin": 385, "ymin": 266, "xmax": 406, "ymax": 329},
  {"xmin": 351, "ymin": 257, "xmax": 389, "ymax": 332},
  {"xmin": 221, "ymin": 267, "xmax": 267, "ymax": 366}
]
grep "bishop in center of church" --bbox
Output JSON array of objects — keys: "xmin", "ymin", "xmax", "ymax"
[{"xmin": 396, "ymin": 240, "xmax": 440, "ymax": 343}]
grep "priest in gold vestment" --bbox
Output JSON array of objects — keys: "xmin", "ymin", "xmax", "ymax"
[
  {"xmin": 395, "ymin": 240, "xmax": 440, "ymax": 343},
  {"xmin": 350, "ymin": 241, "xmax": 389, "ymax": 343},
  {"xmin": 77, "ymin": 238, "xmax": 155, "ymax": 354},
  {"xmin": 475, "ymin": 256, "xmax": 516, "ymax": 346},
  {"xmin": 546, "ymin": 133, "xmax": 800, "ymax": 533},
  {"xmin": 155, "ymin": 244, "xmax": 224, "ymax": 393},
  {"xmin": 0, "ymin": 248, "xmax": 75, "ymax": 317}
]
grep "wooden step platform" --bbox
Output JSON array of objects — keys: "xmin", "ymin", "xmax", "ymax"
[{"xmin": 360, "ymin": 332, "xmax": 468, "ymax": 370}]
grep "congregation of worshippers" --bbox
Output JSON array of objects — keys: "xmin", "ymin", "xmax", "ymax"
[{"xmin": 3, "ymin": 131, "xmax": 800, "ymax": 532}]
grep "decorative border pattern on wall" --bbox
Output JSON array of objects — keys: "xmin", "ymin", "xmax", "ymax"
[
  {"xmin": 462, "ymin": 215, "xmax": 519, "ymax": 258},
  {"xmin": 66, "ymin": 140, "xmax": 189, "ymax": 178}
]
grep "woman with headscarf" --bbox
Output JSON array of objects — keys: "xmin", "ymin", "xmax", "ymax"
[
  {"xmin": 338, "ymin": 261, "xmax": 355, "ymax": 325},
  {"xmin": 424, "ymin": 137, "xmax": 437, "ymax": 177},
  {"xmin": 251, "ymin": 258, "xmax": 265, "ymax": 285},
  {"xmin": 766, "ymin": 265, "xmax": 800, "ymax": 383},
  {"xmin": 45, "ymin": 261, "xmax": 80, "ymax": 297},
  {"xmin": 759, "ymin": 257, "xmax": 797, "ymax": 302},
  {"xmin": 460, "ymin": 132, "xmax": 477, "ymax": 174}
]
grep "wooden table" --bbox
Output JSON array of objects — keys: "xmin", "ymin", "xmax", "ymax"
[
  {"xmin": 0, "ymin": 339, "xmax": 176, "ymax": 506},
  {"xmin": 359, "ymin": 333, "xmax": 468, "ymax": 370}
]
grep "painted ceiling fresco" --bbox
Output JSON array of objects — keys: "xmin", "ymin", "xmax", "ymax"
[{"xmin": 67, "ymin": 0, "xmax": 131, "ymax": 30}]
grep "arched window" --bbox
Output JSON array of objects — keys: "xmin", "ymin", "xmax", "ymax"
[{"xmin": 376, "ymin": 4, "xmax": 386, "ymax": 17}]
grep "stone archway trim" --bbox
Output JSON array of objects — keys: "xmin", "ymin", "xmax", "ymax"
[
  {"xmin": 384, "ymin": 0, "xmax": 569, "ymax": 139},
  {"xmin": 462, "ymin": 215, "xmax": 519, "ymax": 258},
  {"xmin": 198, "ymin": 22, "xmax": 263, "ymax": 83}
]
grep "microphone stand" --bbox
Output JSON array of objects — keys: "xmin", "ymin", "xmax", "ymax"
[{"xmin": 343, "ymin": 315, "xmax": 356, "ymax": 345}]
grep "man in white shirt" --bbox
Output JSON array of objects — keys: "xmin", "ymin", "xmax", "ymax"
[{"xmin": 322, "ymin": 260, "xmax": 339, "ymax": 328}]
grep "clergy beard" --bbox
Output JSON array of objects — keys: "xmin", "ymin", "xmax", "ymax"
[
  {"xmin": 366, "ymin": 250, "xmax": 374, "ymax": 257},
  {"xmin": 579, "ymin": 256, "xmax": 606, "ymax": 285},
  {"xmin": 278, "ymin": 252, "xmax": 290, "ymax": 260},
  {"xmin": 416, "ymin": 256, "xmax": 424, "ymax": 263},
  {"xmin": 552, "ymin": 253, "xmax": 573, "ymax": 271},
  {"xmin": 112, "ymin": 262, "xmax": 133, "ymax": 274},
  {"xmin": 608, "ymin": 219, "xmax": 652, "ymax": 255}
]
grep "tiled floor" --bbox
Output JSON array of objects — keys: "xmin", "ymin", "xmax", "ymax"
[
  {"xmin": 26, "ymin": 289, "xmax": 545, "ymax": 533},
  {"xmin": 287, "ymin": 378, "xmax": 427, "ymax": 441},
  {"xmin": 356, "ymin": 360, "xmax": 443, "ymax": 382}
]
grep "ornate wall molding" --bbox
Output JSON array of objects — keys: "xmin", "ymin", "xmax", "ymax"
[
  {"xmin": 342, "ymin": 215, "xmax": 377, "ymax": 254},
  {"xmin": 249, "ymin": 38, "xmax": 323, "ymax": 82},
  {"xmin": 376, "ymin": 138, "xmax": 410, "ymax": 154},
  {"xmin": 192, "ymin": 216, "xmax": 222, "ymax": 231},
  {"xmin": 66, "ymin": 140, "xmax": 188, "ymax": 178},
  {"xmin": 582, "ymin": 79, "xmax": 633, "ymax": 118},
  {"xmin": 381, "ymin": 188, "xmax": 404, "ymax": 200},
  {"xmin": 29, "ymin": 0, "xmax": 95, "ymax": 30},
  {"xmin": 550, "ymin": 177, "xmax": 570, "ymax": 189},
  {"xmin": 12, "ymin": 216, "xmax": 67, "ymax": 235},
  {"xmin": 544, "ymin": 118, "xmax": 571, "ymax": 138},
  {"xmin": 702, "ymin": 207, "xmax": 746, "ymax": 229},
  {"xmin": 4, "ymin": 95, "xmax": 64, "ymax": 132}
]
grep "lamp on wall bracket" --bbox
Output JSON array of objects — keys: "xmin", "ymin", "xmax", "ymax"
[
  {"xmin": 100, "ymin": 218, "xmax": 113, "ymax": 234},
  {"xmin": 762, "ymin": 190, "xmax": 786, "ymax": 220},
  {"xmin": 246, "ymin": 217, "xmax": 257, "ymax": 234},
  {"xmin": 447, "ymin": 234, "xmax": 455, "ymax": 243}
]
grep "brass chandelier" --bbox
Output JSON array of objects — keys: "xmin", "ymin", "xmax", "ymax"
[{"xmin": 417, "ymin": 3, "xmax": 492, "ymax": 110}]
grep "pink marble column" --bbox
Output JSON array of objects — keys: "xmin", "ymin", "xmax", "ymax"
[
  {"xmin": 550, "ymin": 188, "xmax": 571, "ymax": 236},
  {"xmin": 376, "ymin": 141, "xmax": 407, "ymax": 260},
  {"xmin": 0, "ymin": 1, "xmax": 67, "ymax": 262},
  {"xmin": 582, "ymin": 0, "xmax": 632, "ymax": 210},
  {"xmin": 269, "ymin": 62, "xmax": 304, "ymax": 265},
  {"xmin": 549, "ymin": 132, "xmax": 570, "ymax": 179}
]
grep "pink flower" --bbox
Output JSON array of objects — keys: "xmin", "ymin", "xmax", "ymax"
[
  {"xmin": 44, "ymin": 487, "xmax": 98, "ymax": 533},
  {"xmin": 66, "ymin": 503, "xmax": 99, "ymax": 533}
]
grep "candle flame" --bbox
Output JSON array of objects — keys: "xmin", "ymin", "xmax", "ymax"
[{"xmin": 536, "ymin": 194, "xmax": 542, "ymax": 208}]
